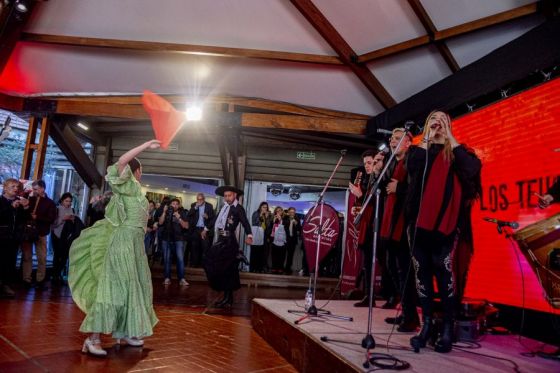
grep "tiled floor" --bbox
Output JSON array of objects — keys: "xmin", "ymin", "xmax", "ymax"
[{"xmin": 0, "ymin": 280, "xmax": 333, "ymax": 372}]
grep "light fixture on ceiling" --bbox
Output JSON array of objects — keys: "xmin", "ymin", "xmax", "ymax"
[
  {"xmin": 185, "ymin": 104, "xmax": 202, "ymax": 121},
  {"xmin": 270, "ymin": 184, "xmax": 283, "ymax": 197},
  {"xmin": 145, "ymin": 184, "xmax": 150, "ymax": 187},
  {"xmin": 14, "ymin": 0, "xmax": 28, "ymax": 13},
  {"xmin": 76, "ymin": 122, "xmax": 89, "ymax": 131},
  {"xmin": 289, "ymin": 187, "xmax": 300, "ymax": 200}
]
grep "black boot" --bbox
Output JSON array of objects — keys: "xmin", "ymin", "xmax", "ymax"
[
  {"xmin": 216, "ymin": 291, "xmax": 233, "ymax": 308},
  {"xmin": 214, "ymin": 293, "xmax": 227, "ymax": 307},
  {"xmin": 434, "ymin": 320, "xmax": 454, "ymax": 353},
  {"xmin": 410, "ymin": 316, "xmax": 433, "ymax": 352}
]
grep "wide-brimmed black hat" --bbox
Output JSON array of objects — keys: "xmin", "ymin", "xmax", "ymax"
[{"xmin": 215, "ymin": 185, "xmax": 244, "ymax": 197}]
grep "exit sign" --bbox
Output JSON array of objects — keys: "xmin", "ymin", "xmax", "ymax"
[{"xmin": 297, "ymin": 151, "xmax": 315, "ymax": 160}]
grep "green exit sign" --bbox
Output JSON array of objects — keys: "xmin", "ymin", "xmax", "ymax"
[{"xmin": 296, "ymin": 151, "xmax": 316, "ymax": 160}]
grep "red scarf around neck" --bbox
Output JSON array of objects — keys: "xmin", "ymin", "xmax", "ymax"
[
  {"xmin": 416, "ymin": 151, "xmax": 462, "ymax": 235},
  {"xmin": 380, "ymin": 159, "xmax": 406, "ymax": 241}
]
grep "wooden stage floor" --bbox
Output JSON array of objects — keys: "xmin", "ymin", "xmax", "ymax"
[
  {"xmin": 252, "ymin": 299, "xmax": 560, "ymax": 373},
  {"xmin": 0, "ymin": 280, "xmax": 331, "ymax": 373}
]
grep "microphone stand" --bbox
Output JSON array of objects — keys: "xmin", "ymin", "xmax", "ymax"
[
  {"xmin": 352, "ymin": 128, "xmax": 411, "ymax": 360},
  {"xmin": 288, "ymin": 150, "xmax": 353, "ymax": 324}
]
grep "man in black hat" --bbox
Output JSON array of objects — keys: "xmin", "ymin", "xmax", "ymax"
[{"xmin": 204, "ymin": 185, "xmax": 253, "ymax": 308}]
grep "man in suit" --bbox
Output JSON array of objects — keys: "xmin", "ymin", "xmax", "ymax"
[{"xmin": 188, "ymin": 193, "xmax": 215, "ymax": 267}]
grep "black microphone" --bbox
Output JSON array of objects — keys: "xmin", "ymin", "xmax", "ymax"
[
  {"xmin": 483, "ymin": 217, "xmax": 519, "ymax": 229},
  {"xmin": 404, "ymin": 120, "xmax": 414, "ymax": 131}
]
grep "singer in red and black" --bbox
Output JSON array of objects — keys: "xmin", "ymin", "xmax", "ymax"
[
  {"xmin": 349, "ymin": 150, "xmax": 397, "ymax": 308},
  {"xmin": 379, "ymin": 128, "xmax": 420, "ymax": 332},
  {"xmin": 406, "ymin": 110, "xmax": 482, "ymax": 353}
]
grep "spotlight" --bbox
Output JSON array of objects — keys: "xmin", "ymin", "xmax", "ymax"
[
  {"xmin": 270, "ymin": 184, "xmax": 283, "ymax": 197},
  {"xmin": 289, "ymin": 187, "xmax": 300, "ymax": 200},
  {"xmin": 76, "ymin": 122, "xmax": 89, "ymax": 131},
  {"xmin": 185, "ymin": 105, "xmax": 202, "ymax": 121},
  {"xmin": 15, "ymin": 0, "xmax": 28, "ymax": 13}
]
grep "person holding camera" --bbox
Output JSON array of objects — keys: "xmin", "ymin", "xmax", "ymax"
[
  {"xmin": 21, "ymin": 179, "xmax": 56, "ymax": 289},
  {"xmin": 158, "ymin": 198, "xmax": 190, "ymax": 286},
  {"xmin": 0, "ymin": 178, "xmax": 29, "ymax": 297}
]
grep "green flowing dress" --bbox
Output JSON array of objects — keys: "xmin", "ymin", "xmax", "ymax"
[{"xmin": 69, "ymin": 163, "xmax": 158, "ymax": 338}]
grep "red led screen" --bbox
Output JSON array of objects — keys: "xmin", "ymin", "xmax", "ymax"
[{"xmin": 452, "ymin": 78, "xmax": 560, "ymax": 313}]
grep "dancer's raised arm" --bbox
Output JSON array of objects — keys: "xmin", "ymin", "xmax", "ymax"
[{"xmin": 117, "ymin": 140, "xmax": 161, "ymax": 174}]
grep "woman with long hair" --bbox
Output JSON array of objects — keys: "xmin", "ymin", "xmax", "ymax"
[
  {"xmin": 69, "ymin": 140, "xmax": 161, "ymax": 356},
  {"xmin": 269, "ymin": 206, "xmax": 289, "ymax": 274},
  {"xmin": 406, "ymin": 111, "xmax": 481, "ymax": 353},
  {"xmin": 250, "ymin": 201, "xmax": 271, "ymax": 272},
  {"xmin": 51, "ymin": 192, "xmax": 75, "ymax": 284}
]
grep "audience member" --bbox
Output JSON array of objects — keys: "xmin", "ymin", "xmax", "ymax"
[{"xmin": 21, "ymin": 180, "xmax": 56, "ymax": 289}]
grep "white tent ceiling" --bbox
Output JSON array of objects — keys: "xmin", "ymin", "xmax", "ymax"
[{"xmin": 0, "ymin": 0, "xmax": 545, "ymax": 116}]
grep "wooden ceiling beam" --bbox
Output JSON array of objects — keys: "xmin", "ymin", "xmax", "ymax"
[
  {"xmin": 0, "ymin": 93, "xmax": 24, "ymax": 111},
  {"xmin": 20, "ymin": 96, "xmax": 367, "ymax": 134},
  {"xmin": 290, "ymin": 0, "xmax": 396, "ymax": 108},
  {"xmin": 358, "ymin": 2, "xmax": 538, "ymax": 64},
  {"xmin": 407, "ymin": 0, "xmax": 460, "ymax": 73},
  {"xmin": 434, "ymin": 2, "xmax": 538, "ymax": 41},
  {"xmin": 20, "ymin": 32, "xmax": 343, "ymax": 65},
  {"xmin": 241, "ymin": 113, "xmax": 366, "ymax": 135},
  {"xmin": 47, "ymin": 94, "xmax": 368, "ymax": 119}
]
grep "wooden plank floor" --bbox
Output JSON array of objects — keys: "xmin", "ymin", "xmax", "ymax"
[{"xmin": 0, "ymin": 280, "xmax": 333, "ymax": 372}]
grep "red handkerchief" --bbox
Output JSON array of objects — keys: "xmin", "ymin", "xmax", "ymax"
[{"xmin": 142, "ymin": 90, "xmax": 185, "ymax": 149}]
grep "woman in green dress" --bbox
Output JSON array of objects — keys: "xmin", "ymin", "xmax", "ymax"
[{"xmin": 69, "ymin": 139, "xmax": 161, "ymax": 356}]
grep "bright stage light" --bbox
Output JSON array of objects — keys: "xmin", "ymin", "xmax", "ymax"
[
  {"xmin": 15, "ymin": 0, "xmax": 28, "ymax": 13},
  {"xmin": 77, "ymin": 122, "xmax": 89, "ymax": 131},
  {"xmin": 185, "ymin": 105, "xmax": 202, "ymax": 121}
]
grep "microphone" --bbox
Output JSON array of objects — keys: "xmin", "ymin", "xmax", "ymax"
[
  {"xmin": 404, "ymin": 120, "xmax": 414, "ymax": 131},
  {"xmin": 483, "ymin": 217, "xmax": 519, "ymax": 229},
  {"xmin": 376, "ymin": 128, "xmax": 393, "ymax": 135}
]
